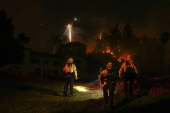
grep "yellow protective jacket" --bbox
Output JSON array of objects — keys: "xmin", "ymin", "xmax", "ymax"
[
  {"xmin": 63, "ymin": 63, "xmax": 78, "ymax": 78},
  {"xmin": 119, "ymin": 61, "xmax": 138, "ymax": 77}
]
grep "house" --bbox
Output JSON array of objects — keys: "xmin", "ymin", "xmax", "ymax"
[{"xmin": 7, "ymin": 48, "xmax": 88, "ymax": 80}]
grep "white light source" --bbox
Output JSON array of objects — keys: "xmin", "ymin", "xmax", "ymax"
[
  {"xmin": 74, "ymin": 86, "xmax": 89, "ymax": 92},
  {"xmin": 67, "ymin": 23, "xmax": 72, "ymax": 42}
]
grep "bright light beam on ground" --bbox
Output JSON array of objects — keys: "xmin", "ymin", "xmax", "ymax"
[{"xmin": 74, "ymin": 86, "xmax": 89, "ymax": 92}]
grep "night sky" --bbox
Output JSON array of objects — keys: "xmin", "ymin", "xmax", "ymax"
[{"xmin": 1, "ymin": 0, "xmax": 170, "ymax": 53}]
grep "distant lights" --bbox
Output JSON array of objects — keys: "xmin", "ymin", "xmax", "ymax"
[{"xmin": 74, "ymin": 18, "xmax": 77, "ymax": 21}]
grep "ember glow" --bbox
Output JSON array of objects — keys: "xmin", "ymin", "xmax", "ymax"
[
  {"xmin": 99, "ymin": 33, "xmax": 102, "ymax": 39},
  {"xmin": 117, "ymin": 51, "xmax": 135, "ymax": 62},
  {"xmin": 102, "ymin": 46, "xmax": 116, "ymax": 57}
]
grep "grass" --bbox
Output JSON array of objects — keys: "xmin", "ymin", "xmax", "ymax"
[{"xmin": 0, "ymin": 76, "xmax": 170, "ymax": 113}]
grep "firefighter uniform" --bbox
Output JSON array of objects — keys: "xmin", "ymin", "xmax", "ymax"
[
  {"xmin": 63, "ymin": 58, "xmax": 78, "ymax": 97},
  {"xmin": 98, "ymin": 62, "xmax": 117, "ymax": 110},
  {"xmin": 119, "ymin": 55, "xmax": 138, "ymax": 97}
]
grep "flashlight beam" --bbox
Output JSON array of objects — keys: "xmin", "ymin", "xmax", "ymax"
[{"xmin": 74, "ymin": 86, "xmax": 89, "ymax": 92}]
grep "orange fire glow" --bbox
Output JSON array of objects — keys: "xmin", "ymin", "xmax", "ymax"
[
  {"xmin": 102, "ymin": 46, "xmax": 117, "ymax": 58},
  {"xmin": 118, "ymin": 51, "xmax": 135, "ymax": 62},
  {"xmin": 99, "ymin": 32, "xmax": 102, "ymax": 39}
]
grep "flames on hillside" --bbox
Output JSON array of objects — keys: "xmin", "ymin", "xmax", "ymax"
[{"xmin": 96, "ymin": 36, "xmax": 134, "ymax": 63}]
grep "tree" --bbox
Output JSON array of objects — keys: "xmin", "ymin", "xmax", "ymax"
[
  {"xmin": 100, "ymin": 32, "xmax": 110, "ymax": 53},
  {"xmin": 159, "ymin": 31, "xmax": 169, "ymax": 76},
  {"xmin": 46, "ymin": 33, "xmax": 63, "ymax": 54},
  {"xmin": 93, "ymin": 38, "xmax": 103, "ymax": 53},
  {"xmin": 109, "ymin": 24, "xmax": 122, "ymax": 57},
  {"xmin": 135, "ymin": 35, "xmax": 162, "ymax": 77},
  {"xmin": 159, "ymin": 31, "xmax": 169, "ymax": 45},
  {"xmin": 121, "ymin": 24, "xmax": 137, "ymax": 54},
  {"xmin": 122, "ymin": 25, "xmax": 135, "ymax": 41},
  {"xmin": 93, "ymin": 32, "xmax": 110, "ymax": 53},
  {"xmin": 0, "ymin": 10, "xmax": 25, "ymax": 66},
  {"xmin": 16, "ymin": 33, "xmax": 30, "ymax": 45}
]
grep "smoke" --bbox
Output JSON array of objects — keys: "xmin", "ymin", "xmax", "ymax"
[
  {"xmin": 118, "ymin": 50, "xmax": 135, "ymax": 61},
  {"xmin": 0, "ymin": 0, "xmax": 53, "ymax": 53},
  {"xmin": 1, "ymin": 0, "xmax": 170, "ymax": 54},
  {"xmin": 80, "ymin": 0, "xmax": 170, "ymax": 53},
  {"xmin": 132, "ymin": 0, "xmax": 170, "ymax": 38}
]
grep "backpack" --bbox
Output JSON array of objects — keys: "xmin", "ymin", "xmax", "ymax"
[{"xmin": 125, "ymin": 61, "xmax": 135, "ymax": 73}]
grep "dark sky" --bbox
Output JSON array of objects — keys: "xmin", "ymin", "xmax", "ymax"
[{"xmin": 0, "ymin": 0, "xmax": 170, "ymax": 53}]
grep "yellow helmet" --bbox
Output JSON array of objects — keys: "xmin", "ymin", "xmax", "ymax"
[
  {"xmin": 67, "ymin": 57, "xmax": 73, "ymax": 63},
  {"xmin": 126, "ymin": 55, "xmax": 133, "ymax": 62},
  {"xmin": 126, "ymin": 55, "xmax": 132, "ymax": 58}
]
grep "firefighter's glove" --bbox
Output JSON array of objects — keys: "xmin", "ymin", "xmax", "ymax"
[
  {"xmin": 101, "ymin": 82, "xmax": 107, "ymax": 87},
  {"xmin": 100, "ymin": 83, "xmax": 104, "ymax": 87},
  {"xmin": 103, "ymin": 82, "xmax": 107, "ymax": 86}
]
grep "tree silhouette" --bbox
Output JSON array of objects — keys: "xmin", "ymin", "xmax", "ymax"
[
  {"xmin": 101, "ymin": 32, "xmax": 110, "ymax": 53},
  {"xmin": 0, "ymin": 10, "xmax": 25, "ymax": 67},
  {"xmin": 46, "ymin": 33, "xmax": 63, "ymax": 54},
  {"xmin": 122, "ymin": 24, "xmax": 136, "ymax": 54},
  {"xmin": 93, "ymin": 38, "xmax": 103, "ymax": 53},
  {"xmin": 93, "ymin": 32, "xmax": 110, "ymax": 53},
  {"xmin": 159, "ymin": 31, "xmax": 169, "ymax": 76},
  {"xmin": 135, "ymin": 35, "xmax": 162, "ymax": 77},
  {"xmin": 58, "ymin": 41, "xmax": 87, "ymax": 56},
  {"xmin": 159, "ymin": 31, "xmax": 169, "ymax": 45},
  {"xmin": 16, "ymin": 33, "xmax": 30, "ymax": 45},
  {"xmin": 109, "ymin": 24, "xmax": 122, "ymax": 57}
]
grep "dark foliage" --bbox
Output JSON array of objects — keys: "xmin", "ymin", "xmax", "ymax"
[
  {"xmin": 57, "ymin": 41, "xmax": 87, "ymax": 56},
  {"xmin": 93, "ymin": 23, "xmax": 170, "ymax": 78},
  {"xmin": 0, "ymin": 10, "xmax": 28, "ymax": 67}
]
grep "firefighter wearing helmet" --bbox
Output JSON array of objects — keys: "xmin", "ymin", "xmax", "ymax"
[
  {"xmin": 119, "ymin": 55, "xmax": 138, "ymax": 97},
  {"xmin": 98, "ymin": 62, "xmax": 117, "ymax": 110},
  {"xmin": 63, "ymin": 57, "xmax": 78, "ymax": 97}
]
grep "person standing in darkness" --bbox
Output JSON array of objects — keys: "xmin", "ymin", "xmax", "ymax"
[
  {"xmin": 98, "ymin": 62, "xmax": 117, "ymax": 110},
  {"xmin": 63, "ymin": 57, "xmax": 78, "ymax": 97},
  {"xmin": 119, "ymin": 55, "xmax": 138, "ymax": 97}
]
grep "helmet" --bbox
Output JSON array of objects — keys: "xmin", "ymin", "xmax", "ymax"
[
  {"xmin": 67, "ymin": 58, "xmax": 73, "ymax": 63},
  {"xmin": 106, "ymin": 62, "xmax": 113, "ymax": 69},
  {"xmin": 126, "ymin": 55, "xmax": 133, "ymax": 62},
  {"xmin": 126, "ymin": 55, "xmax": 132, "ymax": 59}
]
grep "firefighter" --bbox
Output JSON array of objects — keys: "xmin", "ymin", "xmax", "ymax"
[
  {"xmin": 63, "ymin": 57, "xmax": 78, "ymax": 97},
  {"xmin": 119, "ymin": 55, "xmax": 138, "ymax": 97},
  {"xmin": 98, "ymin": 62, "xmax": 117, "ymax": 110}
]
